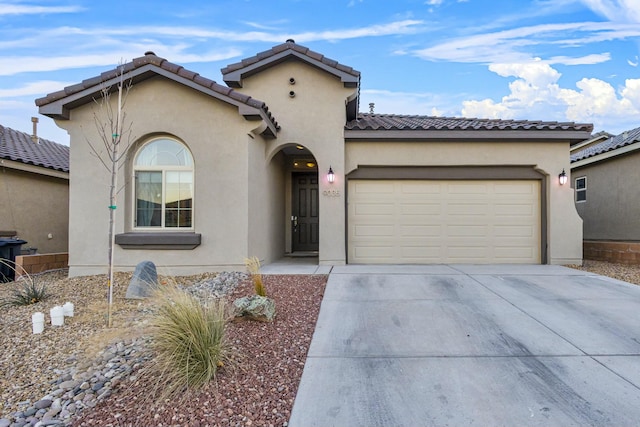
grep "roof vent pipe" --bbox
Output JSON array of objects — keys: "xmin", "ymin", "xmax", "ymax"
[
  {"xmin": 369, "ymin": 103, "xmax": 375, "ymax": 113},
  {"xmin": 31, "ymin": 117, "xmax": 39, "ymax": 144}
]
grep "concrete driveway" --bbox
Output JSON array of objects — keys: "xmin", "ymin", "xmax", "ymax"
[{"xmin": 289, "ymin": 265, "xmax": 640, "ymax": 427}]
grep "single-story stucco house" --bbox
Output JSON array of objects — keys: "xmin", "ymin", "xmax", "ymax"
[
  {"xmin": 0, "ymin": 120, "xmax": 69, "ymax": 254},
  {"xmin": 571, "ymin": 126, "xmax": 640, "ymax": 263},
  {"xmin": 36, "ymin": 40, "xmax": 592, "ymax": 277}
]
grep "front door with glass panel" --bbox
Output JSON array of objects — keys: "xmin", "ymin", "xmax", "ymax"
[{"xmin": 292, "ymin": 172, "xmax": 319, "ymax": 252}]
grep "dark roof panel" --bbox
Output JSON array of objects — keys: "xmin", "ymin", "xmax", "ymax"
[
  {"xmin": 35, "ymin": 52, "xmax": 279, "ymax": 135},
  {"xmin": 221, "ymin": 41, "xmax": 361, "ymax": 87},
  {"xmin": 346, "ymin": 114, "xmax": 593, "ymax": 132},
  {"xmin": 571, "ymin": 126, "xmax": 640, "ymax": 162},
  {"xmin": 0, "ymin": 124, "xmax": 69, "ymax": 172}
]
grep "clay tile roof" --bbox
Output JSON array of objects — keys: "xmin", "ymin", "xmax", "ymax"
[
  {"xmin": 0, "ymin": 124, "xmax": 69, "ymax": 172},
  {"xmin": 221, "ymin": 40, "xmax": 360, "ymax": 87},
  {"xmin": 571, "ymin": 126, "xmax": 640, "ymax": 162},
  {"xmin": 346, "ymin": 113, "xmax": 593, "ymax": 132},
  {"xmin": 36, "ymin": 52, "xmax": 280, "ymax": 135},
  {"xmin": 35, "ymin": 52, "xmax": 279, "ymax": 133}
]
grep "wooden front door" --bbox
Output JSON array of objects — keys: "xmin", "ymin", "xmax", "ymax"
[{"xmin": 292, "ymin": 172, "xmax": 319, "ymax": 252}]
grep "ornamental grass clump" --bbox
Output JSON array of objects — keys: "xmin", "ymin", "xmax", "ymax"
[
  {"xmin": 147, "ymin": 285, "xmax": 235, "ymax": 402},
  {"xmin": 245, "ymin": 256, "xmax": 266, "ymax": 297},
  {"xmin": 0, "ymin": 261, "xmax": 48, "ymax": 307}
]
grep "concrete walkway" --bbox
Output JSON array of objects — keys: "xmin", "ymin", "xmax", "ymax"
[{"xmin": 289, "ymin": 264, "xmax": 640, "ymax": 426}]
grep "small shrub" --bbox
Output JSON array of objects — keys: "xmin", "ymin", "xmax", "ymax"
[
  {"xmin": 0, "ymin": 277, "xmax": 49, "ymax": 308},
  {"xmin": 244, "ymin": 256, "xmax": 266, "ymax": 296},
  {"xmin": 147, "ymin": 285, "xmax": 235, "ymax": 402}
]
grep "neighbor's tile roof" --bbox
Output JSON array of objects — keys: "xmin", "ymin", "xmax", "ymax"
[
  {"xmin": 36, "ymin": 52, "xmax": 279, "ymax": 131},
  {"xmin": 571, "ymin": 126, "xmax": 640, "ymax": 162},
  {"xmin": 346, "ymin": 114, "xmax": 593, "ymax": 132},
  {"xmin": 221, "ymin": 40, "xmax": 360, "ymax": 79},
  {"xmin": 0, "ymin": 124, "xmax": 69, "ymax": 172}
]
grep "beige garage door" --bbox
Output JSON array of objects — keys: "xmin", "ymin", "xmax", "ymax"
[{"xmin": 348, "ymin": 180, "xmax": 541, "ymax": 264}]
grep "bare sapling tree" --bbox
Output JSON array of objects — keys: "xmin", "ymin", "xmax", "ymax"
[{"xmin": 85, "ymin": 65, "xmax": 135, "ymax": 327}]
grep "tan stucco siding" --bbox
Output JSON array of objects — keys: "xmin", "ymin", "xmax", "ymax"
[
  {"xmin": 0, "ymin": 167, "xmax": 69, "ymax": 254},
  {"xmin": 247, "ymin": 140, "xmax": 286, "ymax": 263},
  {"xmin": 573, "ymin": 151, "xmax": 640, "ymax": 241},
  {"xmin": 346, "ymin": 140, "xmax": 582, "ymax": 265},
  {"xmin": 57, "ymin": 77, "xmax": 260, "ymax": 276},
  {"xmin": 235, "ymin": 60, "xmax": 357, "ymax": 265}
]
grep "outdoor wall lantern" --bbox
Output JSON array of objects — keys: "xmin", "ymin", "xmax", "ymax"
[
  {"xmin": 327, "ymin": 166, "xmax": 335, "ymax": 183},
  {"xmin": 559, "ymin": 169, "xmax": 568, "ymax": 185}
]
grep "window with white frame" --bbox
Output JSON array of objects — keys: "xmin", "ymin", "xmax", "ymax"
[
  {"xmin": 575, "ymin": 176, "xmax": 587, "ymax": 202},
  {"xmin": 133, "ymin": 138, "xmax": 194, "ymax": 228}
]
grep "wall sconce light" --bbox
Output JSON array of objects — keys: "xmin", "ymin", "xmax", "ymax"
[
  {"xmin": 327, "ymin": 166, "xmax": 335, "ymax": 183},
  {"xmin": 559, "ymin": 169, "xmax": 568, "ymax": 185}
]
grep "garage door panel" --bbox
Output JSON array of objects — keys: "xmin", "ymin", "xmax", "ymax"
[
  {"xmin": 400, "ymin": 203, "xmax": 441, "ymax": 215},
  {"xmin": 494, "ymin": 225, "xmax": 536, "ymax": 237},
  {"xmin": 353, "ymin": 224, "xmax": 395, "ymax": 237},
  {"xmin": 348, "ymin": 180, "xmax": 540, "ymax": 264},
  {"xmin": 354, "ymin": 245, "xmax": 394, "ymax": 259},
  {"xmin": 399, "ymin": 225, "xmax": 442, "ymax": 237},
  {"xmin": 446, "ymin": 225, "xmax": 487, "ymax": 237},
  {"xmin": 354, "ymin": 203, "xmax": 395, "ymax": 215},
  {"xmin": 352, "ymin": 181, "xmax": 395, "ymax": 194},
  {"xmin": 495, "ymin": 203, "xmax": 536, "ymax": 216}
]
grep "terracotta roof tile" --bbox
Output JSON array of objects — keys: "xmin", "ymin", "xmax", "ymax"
[
  {"xmin": 221, "ymin": 41, "xmax": 360, "ymax": 80},
  {"xmin": 0, "ymin": 124, "xmax": 69, "ymax": 172},
  {"xmin": 571, "ymin": 126, "xmax": 640, "ymax": 162},
  {"xmin": 346, "ymin": 114, "xmax": 593, "ymax": 132},
  {"xmin": 35, "ymin": 52, "xmax": 279, "ymax": 133}
]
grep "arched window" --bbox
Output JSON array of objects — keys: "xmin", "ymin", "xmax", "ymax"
[{"xmin": 133, "ymin": 138, "xmax": 194, "ymax": 228}]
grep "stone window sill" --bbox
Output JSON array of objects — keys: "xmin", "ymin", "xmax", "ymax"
[{"xmin": 115, "ymin": 232, "xmax": 201, "ymax": 250}]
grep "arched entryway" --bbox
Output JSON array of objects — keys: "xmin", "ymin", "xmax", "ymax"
[{"xmin": 272, "ymin": 144, "xmax": 319, "ymax": 256}]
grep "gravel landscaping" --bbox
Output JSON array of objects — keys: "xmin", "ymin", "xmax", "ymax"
[
  {"xmin": 1, "ymin": 260, "xmax": 639, "ymax": 427},
  {"xmin": 0, "ymin": 270, "xmax": 326, "ymax": 427}
]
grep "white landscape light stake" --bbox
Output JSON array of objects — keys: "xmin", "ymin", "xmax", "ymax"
[
  {"xmin": 63, "ymin": 301, "xmax": 74, "ymax": 317},
  {"xmin": 32, "ymin": 312, "xmax": 44, "ymax": 334},
  {"xmin": 50, "ymin": 306, "xmax": 64, "ymax": 326}
]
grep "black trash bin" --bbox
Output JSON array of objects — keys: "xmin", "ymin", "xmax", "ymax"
[{"xmin": 0, "ymin": 238, "xmax": 27, "ymax": 282}]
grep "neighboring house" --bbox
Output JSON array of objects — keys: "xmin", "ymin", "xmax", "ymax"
[
  {"xmin": 570, "ymin": 126, "xmax": 640, "ymax": 263},
  {"xmin": 0, "ymin": 120, "xmax": 69, "ymax": 254},
  {"xmin": 36, "ymin": 41, "xmax": 591, "ymax": 277}
]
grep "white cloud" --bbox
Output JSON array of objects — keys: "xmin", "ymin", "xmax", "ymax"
[
  {"xmin": 0, "ymin": 4, "xmax": 83, "ymax": 15},
  {"xmin": 461, "ymin": 61, "xmax": 640, "ymax": 133},
  {"xmin": 0, "ymin": 80, "xmax": 73, "ymax": 97},
  {"xmin": 579, "ymin": 0, "xmax": 640, "ymax": 23},
  {"xmin": 413, "ymin": 21, "xmax": 639, "ymax": 65},
  {"xmin": 360, "ymin": 88, "xmax": 461, "ymax": 116},
  {"xmin": 0, "ymin": 48, "xmax": 243, "ymax": 76}
]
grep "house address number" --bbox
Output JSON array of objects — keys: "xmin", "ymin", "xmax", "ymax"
[{"xmin": 323, "ymin": 190, "xmax": 341, "ymax": 197}]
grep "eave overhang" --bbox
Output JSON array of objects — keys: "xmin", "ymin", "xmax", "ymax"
[
  {"xmin": 344, "ymin": 129, "xmax": 593, "ymax": 143},
  {"xmin": 223, "ymin": 50, "xmax": 360, "ymax": 89},
  {"xmin": 37, "ymin": 63, "xmax": 279, "ymax": 139}
]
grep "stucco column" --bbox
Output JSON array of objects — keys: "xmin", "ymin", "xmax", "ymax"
[{"xmin": 318, "ymin": 159, "xmax": 346, "ymax": 265}]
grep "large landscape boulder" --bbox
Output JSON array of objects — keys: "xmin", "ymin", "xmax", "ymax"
[
  {"xmin": 125, "ymin": 260, "xmax": 158, "ymax": 299},
  {"xmin": 233, "ymin": 295, "xmax": 276, "ymax": 322}
]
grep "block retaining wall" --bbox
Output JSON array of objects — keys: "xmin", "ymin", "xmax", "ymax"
[
  {"xmin": 15, "ymin": 253, "xmax": 68, "ymax": 278},
  {"xmin": 583, "ymin": 241, "xmax": 640, "ymax": 264}
]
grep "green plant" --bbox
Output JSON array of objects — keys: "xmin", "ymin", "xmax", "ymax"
[
  {"xmin": 0, "ymin": 260, "xmax": 47, "ymax": 307},
  {"xmin": 244, "ymin": 256, "xmax": 266, "ymax": 296},
  {"xmin": 0, "ymin": 278, "xmax": 49, "ymax": 307},
  {"xmin": 147, "ymin": 285, "xmax": 235, "ymax": 402}
]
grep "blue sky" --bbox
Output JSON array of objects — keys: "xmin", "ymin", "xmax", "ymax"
[{"xmin": 1, "ymin": 0, "xmax": 639, "ymax": 145}]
